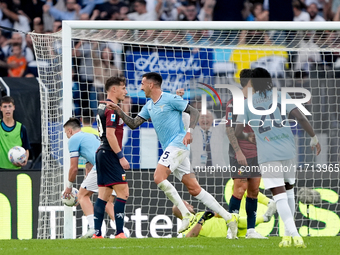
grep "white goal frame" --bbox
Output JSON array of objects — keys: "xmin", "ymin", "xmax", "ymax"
[{"xmin": 60, "ymin": 20, "xmax": 340, "ymax": 239}]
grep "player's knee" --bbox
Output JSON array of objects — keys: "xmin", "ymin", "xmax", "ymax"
[
  {"xmin": 77, "ymin": 192, "xmax": 88, "ymax": 203},
  {"xmin": 247, "ymin": 187, "xmax": 259, "ymax": 198},
  {"xmin": 233, "ymin": 186, "xmax": 247, "ymax": 199},
  {"xmin": 187, "ymin": 186, "xmax": 201, "ymax": 197},
  {"xmin": 154, "ymin": 175, "xmax": 166, "ymax": 185}
]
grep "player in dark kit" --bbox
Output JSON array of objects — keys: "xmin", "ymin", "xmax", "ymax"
[
  {"xmin": 225, "ymin": 69, "xmax": 274, "ymax": 239},
  {"xmin": 93, "ymin": 76, "xmax": 130, "ymax": 239}
]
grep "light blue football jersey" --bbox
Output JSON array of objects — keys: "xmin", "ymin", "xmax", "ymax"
[
  {"xmin": 138, "ymin": 92, "xmax": 189, "ymax": 151},
  {"xmin": 236, "ymin": 90, "xmax": 297, "ymax": 164},
  {"xmin": 68, "ymin": 131, "xmax": 100, "ymax": 166}
]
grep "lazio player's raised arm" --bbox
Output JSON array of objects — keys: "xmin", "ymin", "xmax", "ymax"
[{"xmin": 99, "ymin": 100, "xmax": 146, "ymax": 129}]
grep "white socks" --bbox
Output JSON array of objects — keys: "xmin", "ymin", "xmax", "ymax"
[
  {"xmin": 285, "ymin": 189, "xmax": 296, "ymax": 236},
  {"xmin": 195, "ymin": 188, "xmax": 232, "ymax": 221},
  {"xmin": 286, "ymin": 189, "xmax": 295, "ymax": 217},
  {"xmin": 273, "ymin": 193, "xmax": 299, "ymax": 237},
  {"xmin": 87, "ymin": 214, "xmax": 94, "ymax": 229},
  {"xmin": 158, "ymin": 180, "xmax": 191, "ymax": 218}
]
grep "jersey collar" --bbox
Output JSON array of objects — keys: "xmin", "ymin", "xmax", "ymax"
[{"xmin": 153, "ymin": 92, "xmax": 163, "ymax": 104}]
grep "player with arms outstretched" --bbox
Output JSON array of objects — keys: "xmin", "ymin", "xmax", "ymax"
[
  {"xmin": 63, "ymin": 118, "xmax": 115, "ymax": 238},
  {"xmin": 235, "ymin": 67, "xmax": 321, "ymax": 248},
  {"xmin": 93, "ymin": 77, "xmax": 130, "ymax": 239},
  {"xmin": 101, "ymin": 72, "xmax": 238, "ymax": 237}
]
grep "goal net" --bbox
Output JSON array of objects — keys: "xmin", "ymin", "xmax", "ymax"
[{"xmin": 30, "ymin": 21, "xmax": 340, "ymax": 239}]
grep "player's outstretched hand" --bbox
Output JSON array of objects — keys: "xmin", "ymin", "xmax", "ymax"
[
  {"xmin": 99, "ymin": 100, "xmax": 119, "ymax": 111},
  {"xmin": 312, "ymin": 142, "xmax": 321, "ymax": 156},
  {"xmin": 183, "ymin": 132, "xmax": 192, "ymax": 146},
  {"xmin": 63, "ymin": 187, "xmax": 72, "ymax": 198},
  {"xmin": 235, "ymin": 150, "xmax": 248, "ymax": 166},
  {"xmin": 120, "ymin": 157, "xmax": 130, "ymax": 170}
]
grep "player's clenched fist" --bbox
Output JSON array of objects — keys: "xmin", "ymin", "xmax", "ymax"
[{"xmin": 183, "ymin": 132, "xmax": 192, "ymax": 146}]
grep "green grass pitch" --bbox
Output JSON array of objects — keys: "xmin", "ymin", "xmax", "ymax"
[{"xmin": 1, "ymin": 237, "xmax": 339, "ymax": 255}]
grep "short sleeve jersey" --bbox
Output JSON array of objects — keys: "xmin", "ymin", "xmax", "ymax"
[
  {"xmin": 236, "ymin": 90, "xmax": 296, "ymax": 164},
  {"xmin": 68, "ymin": 131, "xmax": 100, "ymax": 166},
  {"xmin": 182, "ymin": 212, "xmax": 228, "ymax": 237},
  {"xmin": 226, "ymin": 98, "xmax": 257, "ymax": 159},
  {"xmin": 138, "ymin": 92, "xmax": 188, "ymax": 151},
  {"xmin": 96, "ymin": 99, "xmax": 124, "ymax": 151}
]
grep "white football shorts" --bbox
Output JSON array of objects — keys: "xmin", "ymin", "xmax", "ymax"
[
  {"xmin": 259, "ymin": 158, "xmax": 296, "ymax": 190},
  {"xmin": 81, "ymin": 167, "xmax": 116, "ymax": 196},
  {"xmin": 158, "ymin": 146, "xmax": 192, "ymax": 181}
]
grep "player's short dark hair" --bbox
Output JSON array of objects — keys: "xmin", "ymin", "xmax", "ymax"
[
  {"xmin": 251, "ymin": 67, "xmax": 273, "ymax": 98},
  {"xmin": 142, "ymin": 72, "xmax": 162, "ymax": 87},
  {"xmin": 105, "ymin": 76, "xmax": 126, "ymax": 92},
  {"xmin": 0, "ymin": 96, "xmax": 15, "ymax": 106},
  {"xmin": 135, "ymin": 0, "xmax": 147, "ymax": 6},
  {"xmin": 63, "ymin": 117, "xmax": 81, "ymax": 129},
  {"xmin": 12, "ymin": 43, "xmax": 21, "ymax": 49},
  {"xmin": 239, "ymin": 69, "xmax": 252, "ymax": 88}
]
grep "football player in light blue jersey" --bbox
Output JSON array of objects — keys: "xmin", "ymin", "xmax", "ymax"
[
  {"xmin": 235, "ymin": 67, "xmax": 321, "ymax": 248},
  {"xmin": 63, "ymin": 118, "xmax": 116, "ymax": 238},
  {"xmin": 100, "ymin": 72, "xmax": 239, "ymax": 238}
]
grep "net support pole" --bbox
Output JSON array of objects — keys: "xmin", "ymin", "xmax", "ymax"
[{"xmin": 62, "ymin": 21, "xmax": 74, "ymax": 239}]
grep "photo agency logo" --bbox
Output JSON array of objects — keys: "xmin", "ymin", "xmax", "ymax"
[{"xmin": 198, "ymin": 82, "xmax": 312, "ymax": 128}]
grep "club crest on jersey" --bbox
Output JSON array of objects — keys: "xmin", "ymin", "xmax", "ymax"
[{"xmin": 111, "ymin": 114, "xmax": 116, "ymax": 122}]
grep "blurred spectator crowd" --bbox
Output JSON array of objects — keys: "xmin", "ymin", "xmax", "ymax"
[{"xmin": 0, "ymin": 0, "xmax": 339, "ymax": 77}]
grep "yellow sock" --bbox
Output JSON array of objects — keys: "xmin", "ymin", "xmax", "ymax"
[{"xmin": 255, "ymin": 215, "xmax": 264, "ymax": 225}]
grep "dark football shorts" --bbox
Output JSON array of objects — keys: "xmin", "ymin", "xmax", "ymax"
[
  {"xmin": 96, "ymin": 149, "xmax": 127, "ymax": 187},
  {"xmin": 229, "ymin": 156, "xmax": 261, "ymax": 179}
]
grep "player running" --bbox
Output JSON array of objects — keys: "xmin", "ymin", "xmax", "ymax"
[
  {"xmin": 226, "ymin": 69, "xmax": 267, "ymax": 239},
  {"xmin": 235, "ymin": 67, "xmax": 321, "ymax": 248},
  {"xmin": 63, "ymin": 118, "xmax": 116, "ymax": 238},
  {"xmin": 101, "ymin": 72, "xmax": 238, "ymax": 238},
  {"xmin": 93, "ymin": 77, "xmax": 130, "ymax": 239}
]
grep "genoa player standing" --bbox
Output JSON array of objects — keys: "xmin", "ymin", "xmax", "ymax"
[{"xmin": 93, "ymin": 77, "xmax": 130, "ymax": 239}]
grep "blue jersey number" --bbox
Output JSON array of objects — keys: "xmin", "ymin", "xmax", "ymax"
[{"xmin": 162, "ymin": 151, "xmax": 170, "ymax": 160}]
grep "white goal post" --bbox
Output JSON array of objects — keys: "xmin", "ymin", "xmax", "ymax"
[{"xmin": 31, "ymin": 21, "xmax": 340, "ymax": 239}]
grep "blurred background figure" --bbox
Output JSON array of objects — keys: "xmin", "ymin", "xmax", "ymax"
[{"xmin": 190, "ymin": 110, "xmax": 230, "ymax": 171}]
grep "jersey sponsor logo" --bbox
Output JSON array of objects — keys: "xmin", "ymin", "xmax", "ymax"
[
  {"xmin": 228, "ymin": 112, "xmax": 232, "ymax": 120},
  {"xmin": 111, "ymin": 114, "xmax": 116, "ymax": 122},
  {"xmin": 264, "ymin": 136, "xmax": 270, "ymax": 141}
]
